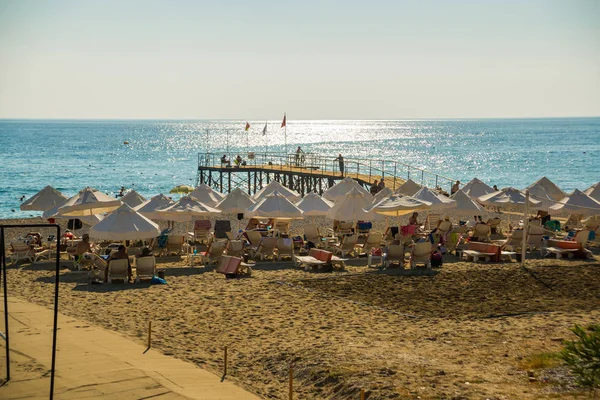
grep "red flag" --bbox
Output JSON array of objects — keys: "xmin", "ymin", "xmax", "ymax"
[
  {"xmin": 281, "ymin": 113, "xmax": 286, "ymax": 128},
  {"xmin": 245, "ymin": 121, "xmax": 250, "ymax": 131}
]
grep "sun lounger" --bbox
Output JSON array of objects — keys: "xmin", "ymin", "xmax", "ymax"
[
  {"xmin": 107, "ymin": 259, "xmax": 129, "ymax": 283},
  {"xmin": 543, "ymin": 230, "xmax": 592, "ymax": 259},
  {"xmin": 293, "ymin": 248, "xmax": 340, "ymax": 271},
  {"xmin": 461, "ymin": 242, "xmax": 502, "ymax": 262},
  {"xmin": 354, "ymin": 232, "xmax": 383, "ymax": 256},
  {"xmin": 331, "ymin": 234, "xmax": 358, "ymax": 257},
  {"xmin": 164, "ymin": 235, "xmax": 185, "ymax": 256},
  {"xmin": 486, "ymin": 218, "xmax": 502, "ymax": 234},
  {"xmin": 225, "ymin": 240, "xmax": 245, "ymax": 257},
  {"xmin": 304, "ymin": 224, "xmax": 324, "ymax": 248},
  {"xmin": 254, "ymin": 237, "xmax": 278, "ymax": 261},
  {"xmin": 276, "ymin": 237, "xmax": 294, "ymax": 261},
  {"xmin": 216, "ymin": 255, "xmax": 252, "ymax": 278},
  {"xmin": 214, "ymin": 220, "xmax": 232, "ymax": 239},
  {"xmin": 384, "ymin": 244, "xmax": 405, "ymax": 268},
  {"xmin": 199, "ymin": 240, "xmax": 226, "ymax": 265},
  {"xmin": 410, "ymin": 241, "xmax": 432, "ymax": 269},
  {"xmin": 9, "ymin": 242, "xmax": 35, "ymax": 264},
  {"xmin": 564, "ymin": 214, "xmax": 584, "ymax": 230},
  {"xmin": 472, "ymin": 223, "xmax": 491, "ymax": 242},
  {"xmin": 192, "ymin": 219, "xmax": 212, "ymax": 243},
  {"xmin": 135, "ymin": 256, "xmax": 156, "ymax": 283},
  {"xmin": 425, "ymin": 214, "xmax": 441, "ymax": 231}
]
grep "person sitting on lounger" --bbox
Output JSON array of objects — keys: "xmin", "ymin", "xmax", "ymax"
[
  {"xmin": 409, "ymin": 212, "xmax": 419, "ymax": 226},
  {"xmin": 75, "ymin": 234, "xmax": 93, "ymax": 259},
  {"xmin": 109, "ymin": 245, "xmax": 132, "ymax": 282}
]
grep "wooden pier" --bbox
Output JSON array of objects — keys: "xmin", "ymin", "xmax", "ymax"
[{"xmin": 196, "ymin": 152, "xmax": 454, "ymax": 196}]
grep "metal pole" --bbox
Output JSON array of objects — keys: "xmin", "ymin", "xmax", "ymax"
[
  {"xmin": 521, "ymin": 190, "xmax": 529, "ymax": 267},
  {"xmin": 50, "ymin": 224, "xmax": 60, "ymax": 400},
  {"xmin": 1, "ymin": 227, "xmax": 10, "ymax": 382}
]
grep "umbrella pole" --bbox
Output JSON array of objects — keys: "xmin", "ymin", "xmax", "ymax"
[{"xmin": 521, "ymin": 191, "xmax": 529, "ymax": 267}]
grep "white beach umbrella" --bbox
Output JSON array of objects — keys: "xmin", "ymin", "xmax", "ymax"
[
  {"xmin": 369, "ymin": 194, "xmax": 431, "ymax": 217},
  {"xmin": 20, "ymin": 185, "xmax": 68, "ymax": 212},
  {"xmin": 412, "ymin": 187, "xmax": 457, "ymax": 212},
  {"xmin": 247, "ymin": 191, "xmax": 304, "ymax": 219},
  {"xmin": 89, "ymin": 204, "xmax": 160, "ymax": 241},
  {"xmin": 327, "ymin": 188, "xmax": 378, "ymax": 221},
  {"xmin": 549, "ymin": 189, "xmax": 600, "ymax": 216},
  {"xmin": 322, "ymin": 176, "xmax": 370, "ymax": 202},
  {"xmin": 190, "ymin": 184, "xmax": 224, "ymax": 206},
  {"xmin": 526, "ymin": 177, "xmax": 566, "ymax": 202},
  {"xmin": 395, "ymin": 179, "xmax": 422, "ymax": 196},
  {"xmin": 134, "ymin": 194, "xmax": 175, "ymax": 220},
  {"xmin": 584, "ymin": 182, "xmax": 600, "ymax": 202},
  {"xmin": 215, "ymin": 187, "xmax": 256, "ymax": 214},
  {"xmin": 448, "ymin": 190, "xmax": 485, "ymax": 215},
  {"xmin": 194, "ymin": 184, "xmax": 225, "ymax": 199},
  {"xmin": 479, "ymin": 187, "xmax": 541, "ymax": 209},
  {"xmin": 43, "ymin": 195, "xmax": 104, "ymax": 226},
  {"xmin": 372, "ymin": 187, "xmax": 393, "ymax": 204},
  {"xmin": 254, "ymin": 180, "xmax": 301, "ymax": 202},
  {"xmin": 156, "ymin": 195, "xmax": 221, "ymax": 222},
  {"xmin": 120, "ymin": 189, "xmax": 146, "ymax": 208},
  {"xmin": 57, "ymin": 187, "xmax": 122, "ymax": 217},
  {"xmin": 295, "ymin": 192, "xmax": 334, "ymax": 216},
  {"xmin": 524, "ymin": 185, "xmax": 557, "ymax": 211},
  {"xmin": 460, "ymin": 177, "xmax": 495, "ymax": 199}
]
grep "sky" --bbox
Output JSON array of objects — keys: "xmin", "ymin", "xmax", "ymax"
[{"xmin": 0, "ymin": 0, "xmax": 599, "ymax": 119}]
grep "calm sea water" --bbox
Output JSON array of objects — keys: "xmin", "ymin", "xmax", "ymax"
[{"xmin": 1, "ymin": 118, "xmax": 598, "ymax": 219}]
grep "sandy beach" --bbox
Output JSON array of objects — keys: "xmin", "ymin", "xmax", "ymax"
[{"xmin": 2, "ymin": 215, "xmax": 599, "ymax": 399}]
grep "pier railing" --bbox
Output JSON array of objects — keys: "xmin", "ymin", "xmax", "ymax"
[{"xmin": 197, "ymin": 152, "xmax": 455, "ymax": 192}]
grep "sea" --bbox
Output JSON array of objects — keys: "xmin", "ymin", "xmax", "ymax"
[{"xmin": 0, "ymin": 118, "xmax": 598, "ymax": 220}]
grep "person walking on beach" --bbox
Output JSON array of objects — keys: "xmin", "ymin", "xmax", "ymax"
[{"xmin": 335, "ymin": 154, "xmax": 344, "ymax": 176}]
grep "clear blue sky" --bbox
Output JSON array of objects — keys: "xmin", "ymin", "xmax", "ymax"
[{"xmin": 0, "ymin": 0, "xmax": 598, "ymax": 119}]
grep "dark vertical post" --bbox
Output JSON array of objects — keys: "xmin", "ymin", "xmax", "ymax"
[
  {"xmin": 1, "ymin": 227, "xmax": 10, "ymax": 381},
  {"xmin": 219, "ymin": 171, "xmax": 223, "ymax": 193},
  {"xmin": 49, "ymin": 224, "xmax": 60, "ymax": 400},
  {"xmin": 227, "ymin": 171, "xmax": 231, "ymax": 193},
  {"xmin": 248, "ymin": 171, "xmax": 252, "ymax": 195}
]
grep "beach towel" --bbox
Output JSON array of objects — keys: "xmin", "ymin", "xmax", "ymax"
[{"xmin": 151, "ymin": 276, "xmax": 167, "ymax": 284}]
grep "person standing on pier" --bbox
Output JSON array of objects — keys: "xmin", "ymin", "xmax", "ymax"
[
  {"xmin": 335, "ymin": 154, "xmax": 344, "ymax": 176},
  {"xmin": 295, "ymin": 146, "xmax": 304, "ymax": 167}
]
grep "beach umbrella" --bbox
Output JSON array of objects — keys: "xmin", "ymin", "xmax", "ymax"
[
  {"xmin": 523, "ymin": 185, "xmax": 557, "ymax": 211},
  {"xmin": 412, "ymin": 187, "xmax": 457, "ymax": 211},
  {"xmin": 526, "ymin": 177, "xmax": 566, "ymax": 202},
  {"xmin": 20, "ymin": 185, "xmax": 67, "ymax": 212},
  {"xmin": 327, "ymin": 188, "xmax": 378, "ymax": 221},
  {"xmin": 369, "ymin": 194, "xmax": 431, "ymax": 217},
  {"xmin": 169, "ymin": 184, "xmax": 194, "ymax": 195},
  {"xmin": 247, "ymin": 191, "xmax": 304, "ymax": 219},
  {"xmin": 134, "ymin": 194, "xmax": 175, "ymax": 220},
  {"xmin": 120, "ymin": 189, "xmax": 146, "ymax": 208},
  {"xmin": 43, "ymin": 197, "xmax": 104, "ymax": 226},
  {"xmin": 89, "ymin": 204, "xmax": 160, "ymax": 241},
  {"xmin": 584, "ymin": 182, "xmax": 600, "ymax": 202},
  {"xmin": 549, "ymin": 189, "xmax": 600, "ymax": 216},
  {"xmin": 479, "ymin": 187, "xmax": 541, "ymax": 209},
  {"xmin": 295, "ymin": 192, "xmax": 334, "ymax": 216},
  {"xmin": 156, "ymin": 195, "xmax": 221, "ymax": 222},
  {"xmin": 448, "ymin": 190, "xmax": 485, "ymax": 215},
  {"xmin": 57, "ymin": 187, "xmax": 122, "ymax": 217},
  {"xmin": 372, "ymin": 187, "xmax": 393, "ymax": 204},
  {"xmin": 322, "ymin": 176, "xmax": 370, "ymax": 202},
  {"xmin": 254, "ymin": 180, "xmax": 301, "ymax": 202},
  {"xmin": 190, "ymin": 184, "xmax": 225, "ymax": 206},
  {"xmin": 460, "ymin": 178, "xmax": 495, "ymax": 199},
  {"xmin": 395, "ymin": 179, "xmax": 422, "ymax": 196},
  {"xmin": 215, "ymin": 188, "xmax": 256, "ymax": 214}
]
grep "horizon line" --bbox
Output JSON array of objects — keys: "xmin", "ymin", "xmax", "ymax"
[{"xmin": 0, "ymin": 115, "xmax": 599, "ymax": 122}]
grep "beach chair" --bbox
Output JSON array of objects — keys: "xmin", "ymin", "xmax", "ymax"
[
  {"xmin": 487, "ymin": 218, "xmax": 502, "ymax": 235},
  {"xmin": 246, "ymin": 218, "xmax": 259, "ymax": 230},
  {"xmin": 527, "ymin": 225, "xmax": 545, "ymax": 250},
  {"xmin": 383, "ymin": 226, "xmax": 399, "ymax": 243},
  {"xmin": 304, "ymin": 224, "xmax": 324, "ymax": 248},
  {"xmin": 425, "ymin": 214, "xmax": 441, "ymax": 231},
  {"xmin": 9, "ymin": 242, "xmax": 35, "ymax": 264},
  {"xmin": 135, "ymin": 256, "xmax": 156, "ymax": 283},
  {"xmin": 354, "ymin": 232, "xmax": 383, "ymax": 256},
  {"xmin": 502, "ymin": 229, "xmax": 527, "ymax": 252},
  {"xmin": 437, "ymin": 219, "xmax": 453, "ymax": 236},
  {"xmin": 273, "ymin": 219, "xmax": 291, "ymax": 237},
  {"xmin": 472, "ymin": 223, "xmax": 491, "ymax": 242},
  {"xmin": 214, "ymin": 220, "xmax": 232, "ymax": 239},
  {"xmin": 199, "ymin": 240, "xmax": 226, "ymax": 265},
  {"xmin": 276, "ymin": 238, "xmax": 294, "ymax": 260},
  {"xmin": 216, "ymin": 255, "xmax": 252, "ymax": 278},
  {"xmin": 225, "ymin": 231, "xmax": 235, "ymax": 240},
  {"xmin": 410, "ymin": 241, "xmax": 432, "ymax": 269},
  {"xmin": 245, "ymin": 230, "xmax": 264, "ymax": 257},
  {"xmin": 293, "ymin": 248, "xmax": 333, "ymax": 271},
  {"xmin": 331, "ymin": 234, "xmax": 358, "ymax": 257},
  {"xmin": 356, "ymin": 220, "xmax": 372, "ymax": 236},
  {"xmin": 225, "ymin": 240, "xmax": 245, "ymax": 258},
  {"xmin": 583, "ymin": 216, "xmax": 600, "ymax": 232},
  {"xmin": 107, "ymin": 259, "xmax": 129, "ymax": 283},
  {"xmin": 445, "ymin": 232, "xmax": 462, "ymax": 255},
  {"xmin": 544, "ymin": 230, "xmax": 593, "ymax": 259},
  {"xmin": 334, "ymin": 221, "xmax": 354, "ymax": 236},
  {"xmin": 165, "ymin": 235, "xmax": 185, "ymax": 255},
  {"xmin": 254, "ymin": 237, "xmax": 278, "ymax": 261},
  {"xmin": 384, "ymin": 244, "xmax": 405, "ymax": 268},
  {"xmin": 192, "ymin": 219, "xmax": 212, "ymax": 244},
  {"xmin": 564, "ymin": 214, "xmax": 583, "ymax": 230}
]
